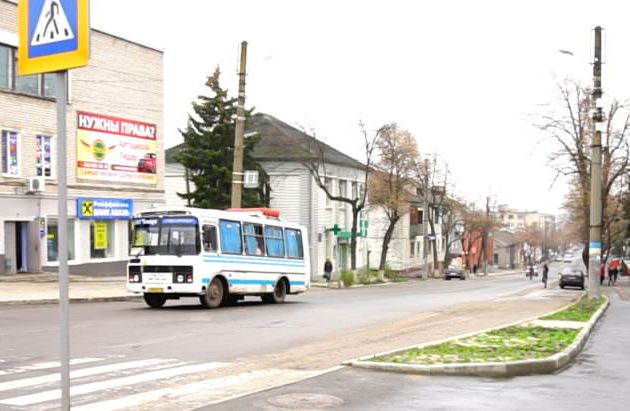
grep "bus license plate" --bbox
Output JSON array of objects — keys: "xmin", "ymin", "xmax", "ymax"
[
  {"xmin": 147, "ymin": 287, "xmax": 163, "ymax": 293},
  {"xmin": 144, "ymin": 272, "xmax": 171, "ymax": 283}
]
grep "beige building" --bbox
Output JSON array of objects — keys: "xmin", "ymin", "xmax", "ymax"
[
  {"xmin": 0, "ymin": 0, "xmax": 164, "ymax": 275},
  {"xmin": 495, "ymin": 205, "xmax": 556, "ymax": 232}
]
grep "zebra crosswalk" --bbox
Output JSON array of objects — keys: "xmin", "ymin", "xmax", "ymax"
[{"xmin": 0, "ymin": 357, "xmax": 324, "ymax": 410}]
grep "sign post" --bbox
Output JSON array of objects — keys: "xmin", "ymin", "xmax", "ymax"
[{"xmin": 19, "ymin": 1, "xmax": 90, "ymax": 409}]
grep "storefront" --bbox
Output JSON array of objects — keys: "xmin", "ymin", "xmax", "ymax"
[
  {"xmin": 0, "ymin": 0, "xmax": 164, "ymax": 275},
  {"xmin": 43, "ymin": 198, "xmax": 136, "ymax": 275}
]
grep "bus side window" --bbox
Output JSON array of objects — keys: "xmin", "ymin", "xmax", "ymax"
[
  {"xmin": 202, "ymin": 225, "xmax": 217, "ymax": 252},
  {"xmin": 285, "ymin": 228, "xmax": 304, "ymax": 259},
  {"xmin": 243, "ymin": 223, "xmax": 265, "ymax": 256}
]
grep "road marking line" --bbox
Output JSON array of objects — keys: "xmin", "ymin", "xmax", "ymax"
[
  {"xmin": 0, "ymin": 359, "xmax": 174, "ymax": 392},
  {"xmin": 0, "ymin": 362, "xmax": 228, "ymax": 406},
  {"xmin": 73, "ymin": 369, "xmax": 313, "ymax": 411},
  {"xmin": 0, "ymin": 358, "xmax": 103, "ymax": 376}
]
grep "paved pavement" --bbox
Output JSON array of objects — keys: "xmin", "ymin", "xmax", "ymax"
[{"xmin": 0, "ymin": 273, "xmax": 134, "ymax": 305}]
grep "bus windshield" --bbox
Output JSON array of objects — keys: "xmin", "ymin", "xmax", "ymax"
[{"xmin": 131, "ymin": 217, "xmax": 200, "ymax": 256}]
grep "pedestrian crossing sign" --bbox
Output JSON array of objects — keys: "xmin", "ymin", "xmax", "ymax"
[{"xmin": 18, "ymin": 0, "xmax": 90, "ymax": 76}]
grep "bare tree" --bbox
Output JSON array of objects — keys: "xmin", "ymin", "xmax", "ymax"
[
  {"xmin": 536, "ymin": 79, "xmax": 630, "ymax": 265},
  {"xmin": 441, "ymin": 196, "xmax": 466, "ymax": 268},
  {"xmin": 303, "ymin": 122, "xmax": 392, "ymax": 271},
  {"xmin": 369, "ymin": 126, "xmax": 418, "ymax": 278}
]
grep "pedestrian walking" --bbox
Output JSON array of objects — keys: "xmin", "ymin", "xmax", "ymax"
[
  {"xmin": 610, "ymin": 265, "xmax": 619, "ymax": 286},
  {"xmin": 542, "ymin": 263, "xmax": 549, "ymax": 288},
  {"xmin": 323, "ymin": 258, "xmax": 333, "ymax": 282},
  {"xmin": 608, "ymin": 264, "xmax": 616, "ymax": 286}
]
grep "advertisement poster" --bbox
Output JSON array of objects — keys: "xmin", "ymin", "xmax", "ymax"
[
  {"xmin": 76, "ymin": 111, "xmax": 157, "ymax": 185},
  {"xmin": 94, "ymin": 222, "xmax": 108, "ymax": 250}
]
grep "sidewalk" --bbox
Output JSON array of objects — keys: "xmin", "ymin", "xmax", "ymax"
[{"xmin": 0, "ymin": 272, "xmax": 134, "ymax": 305}]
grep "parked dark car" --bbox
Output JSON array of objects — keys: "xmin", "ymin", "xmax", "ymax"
[
  {"xmin": 444, "ymin": 266, "xmax": 466, "ymax": 280},
  {"xmin": 559, "ymin": 267, "xmax": 585, "ymax": 290},
  {"xmin": 137, "ymin": 153, "xmax": 157, "ymax": 174}
]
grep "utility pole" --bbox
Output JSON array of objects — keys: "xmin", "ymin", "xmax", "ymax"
[
  {"xmin": 422, "ymin": 159, "xmax": 430, "ymax": 279},
  {"xmin": 588, "ymin": 27, "xmax": 604, "ymax": 299},
  {"xmin": 231, "ymin": 41, "xmax": 248, "ymax": 208},
  {"xmin": 482, "ymin": 195, "xmax": 490, "ymax": 276}
]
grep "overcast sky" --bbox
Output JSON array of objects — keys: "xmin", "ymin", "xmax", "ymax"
[{"xmin": 90, "ymin": 0, "xmax": 630, "ymax": 215}]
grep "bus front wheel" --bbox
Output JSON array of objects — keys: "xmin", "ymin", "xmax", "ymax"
[
  {"xmin": 201, "ymin": 277, "xmax": 225, "ymax": 308},
  {"xmin": 144, "ymin": 293, "xmax": 166, "ymax": 308}
]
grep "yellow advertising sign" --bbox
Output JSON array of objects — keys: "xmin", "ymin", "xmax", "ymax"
[
  {"xmin": 94, "ymin": 222, "xmax": 107, "ymax": 250},
  {"xmin": 76, "ymin": 112, "xmax": 158, "ymax": 185}
]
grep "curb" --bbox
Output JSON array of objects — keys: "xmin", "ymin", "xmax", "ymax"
[
  {"xmin": 0, "ymin": 295, "xmax": 142, "ymax": 306},
  {"xmin": 347, "ymin": 294, "xmax": 607, "ymax": 377}
]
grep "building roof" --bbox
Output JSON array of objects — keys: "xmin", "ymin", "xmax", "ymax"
[
  {"xmin": 165, "ymin": 113, "xmax": 365, "ymax": 170},
  {"xmin": 493, "ymin": 230, "xmax": 518, "ymax": 247}
]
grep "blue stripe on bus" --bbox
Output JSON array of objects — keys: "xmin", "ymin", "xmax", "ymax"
[
  {"xmin": 229, "ymin": 279, "xmax": 275, "ymax": 285},
  {"xmin": 201, "ymin": 278, "xmax": 306, "ymax": 286}
]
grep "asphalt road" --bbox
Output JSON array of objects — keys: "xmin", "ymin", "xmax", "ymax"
[
  {"xmin": 0, "ymin": 268, "xmax": 570, "ymax": 410},
  {"xmin": 1, "ymin": 272, "xmax": 544, "ymax": 365},
  {"xmin": 208, "ymin": 290, "xmax": 630, "ymax": 411}
]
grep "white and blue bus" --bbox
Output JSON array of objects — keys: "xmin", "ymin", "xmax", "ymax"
[{"xmin": 127, "ymin": 207, "xmax": 310, "ymax": 308}]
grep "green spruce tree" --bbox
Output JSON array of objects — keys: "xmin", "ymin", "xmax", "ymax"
[{"xmin": 175, "ymin": 67, "xmax": 269, "ymax": 209}]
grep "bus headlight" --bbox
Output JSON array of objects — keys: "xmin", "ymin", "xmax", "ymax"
[
  {"xmin": 134, "ymin": 274, "xmax": 140, "ymax": 282},
  {"xmin": 177, "ymin": 274, "xmax": 184, "ymax": 283},
  {"xmin": 186, "ymin": 274, "xmax": 193, "ymax": 283}
]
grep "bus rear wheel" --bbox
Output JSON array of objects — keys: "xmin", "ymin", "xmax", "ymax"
[
  {"xmin": 262, "ymin": 279, "xmax": 287, "ymax": 304},
  {"xmin": 144, "ymin": 293, "xmax": 166, "ymax": 308},
  {"xmin": 200, "ymin": 277, "xmax": 225, "ymax": 308}
]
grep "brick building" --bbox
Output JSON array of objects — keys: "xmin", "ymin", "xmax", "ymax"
[{"xmin": 0, "ymin": 0, "xmax": 164, "ymax": 275}]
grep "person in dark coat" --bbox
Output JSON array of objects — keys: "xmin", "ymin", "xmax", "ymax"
[
  {"xmin": 542, "ymin": 263, "xmax": 549, "ymax": 288},
  {"xmin": 324, "ymin": 258, "xmax": 333, "ymax": 282}
]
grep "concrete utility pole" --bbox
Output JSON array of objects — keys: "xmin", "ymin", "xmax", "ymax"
[
  {"xmin": 422, "ymin": 159, "xmax": 430, "ymax": 279},
  {"xmin": 588, "ymin": 27, "xmax": 604, "ymax": 299},
  {"xmin": 231, "ymin": 41, "xmax": 248, "ymax": 208},
  {"xmin": 483, "ymin": 195, "xmax": 490, "ymax": 276}
]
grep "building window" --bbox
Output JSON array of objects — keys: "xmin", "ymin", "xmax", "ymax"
[
  {"xmin": 15, "ymin": 72, "xmax": 39, "ymax": 95},
  {"xmin": 338, "ymin": 180, "xmax": 347, "ymax": 200},
  {"xmin": 351, "ymin": 182, "xmax": 358, "ymax": 200},
  {"xmin": 324, "ymin": 177, "xmax": 333, "ymax": 206},
  {"xmin": 0, "ymin": 44, "xmax": 10, "ymax": 89},
  {"xmin": 47, "ymin": 219, "xmax": 75, "ymax": 262},
  {"xmin": 90, "ymin": 220, "xmax": 114, "ymax": 259},
  {"xmin": 36, "ymin": 135, "xmax": 53, "ymax": 178},
  {"xmin": 410, "ymin": 241, "xmax": 415, "ymax": 257},
  {"xmin": 0, "ymin": 43, "xmax": 64, "ymax": 98},
  {"xmin": 42, "ymin": 73, "xmax": 56, "ymax": 97},
  {"xmin": 1, "ymin": 130, "xmax": 20, "ymax": 176}
]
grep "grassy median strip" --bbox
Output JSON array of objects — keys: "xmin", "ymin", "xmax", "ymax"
[
  {"xmin": 373, "ymin": 326, "xmax": 579, "ymax": 365},
  {"xmin": 540, "ymin": 296, "xmax": 607, "ymax": 322},
  {"xmin": 372, "ymin": 296, "xmax": 607, "ymax": 366}
]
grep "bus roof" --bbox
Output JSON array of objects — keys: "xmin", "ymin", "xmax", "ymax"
[{"xmin": 134, "ymin": 207, "xmax": 303, "ymax": 228}]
